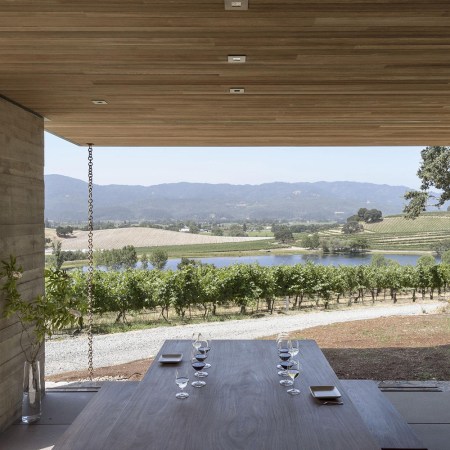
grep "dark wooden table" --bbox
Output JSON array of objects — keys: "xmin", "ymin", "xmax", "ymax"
[{"xmin": 56, "ymin": 340, "xmax": 381, "ymax": 450}]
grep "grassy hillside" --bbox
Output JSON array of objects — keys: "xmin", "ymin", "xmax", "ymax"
[
  {"xmin": 320, "ymin": 212, "xmax": 450, "ymax": 251},
  {"xmin": 136, "ymin": 240, "xmax": 280, "ymax": 258},
  {"xmin": 364, "ymin": 212, "xmax": 450, "ymax": 233},
  {"xmin": 46, "ymin": 227, "xmax": 272, "ymax": 252}
]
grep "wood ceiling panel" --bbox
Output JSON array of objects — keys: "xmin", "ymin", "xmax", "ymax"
[{"xmin": 1, "ymin": 1, "xmax": 450, "ymax": 146}]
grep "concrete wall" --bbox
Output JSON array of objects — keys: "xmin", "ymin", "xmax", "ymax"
[{"xmin": 0, "ymin": 97, "xmax": 44, "ymax": 431}]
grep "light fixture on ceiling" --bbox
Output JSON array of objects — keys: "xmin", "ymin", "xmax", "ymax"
[
  {"xmin": 91, "ymin": 100, "xmax": 108, "ymax": 105},
  {"xmin": 228, "ymin": 55, "xmax": 246, "ymax": 63},
  {"xmin": 230, "ymin": 88, "xmax": 245, "ymax": 94},
  {"xmin": 225, "ymin": 0, "xmax": 248, "ymax": 10}
]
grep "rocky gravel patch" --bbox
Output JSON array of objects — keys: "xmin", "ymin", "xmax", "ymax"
[{"xmin": 45, "ymin": 302, "xmax": 444, "ymax": 376}]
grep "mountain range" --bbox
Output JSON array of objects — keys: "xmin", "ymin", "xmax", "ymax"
[{"xmin": 45, "ymin": 174, "xmax": 413, "ymax": 223}]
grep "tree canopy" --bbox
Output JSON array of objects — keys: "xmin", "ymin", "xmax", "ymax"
[
  {"xmin": 56, "ymin": 225, "xmax": 74, "ymax": 237},
  {"xmin": 273, "ymin": 225, "xmax": 295, "ymax": 243},
  {"xmin": 346, "ymin": 208, "xmax": 382, "ymax": 224},
  {"xmin": 94, "ymin": 245, "xmax": 138, "ymax": 269},
  {"xmin": 149, "ymin": 248, "xmax": 169, "ymax": 270},
  {"xmin": 404, "ymin": 146, "xmax": 450, "ymax": 218},
  {"xmin": 342, "ymin": 221, "xmax": 364, "ymax": 234},
  {"xmin": 301, "ymin": 233, "xmax": 320, "ymax": 249}
]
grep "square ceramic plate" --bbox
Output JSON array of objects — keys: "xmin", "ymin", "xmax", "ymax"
[
  {"xmin": 158, "ymin": 353, "xmax": 183, "ymax": 364},
  {"xmin": 309, "ymin": 386, "xmax": 342, "ymax": 400}
]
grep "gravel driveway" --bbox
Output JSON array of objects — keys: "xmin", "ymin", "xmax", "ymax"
[{"xmin": 45, "ymin": 302, "xmax": 443, "ymax": 375}]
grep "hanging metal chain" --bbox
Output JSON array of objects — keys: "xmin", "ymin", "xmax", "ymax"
[{"xmin": 87, "ymin": 144, "xmax": 94, "ymax": 380}]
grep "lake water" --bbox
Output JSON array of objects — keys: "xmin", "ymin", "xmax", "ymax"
[
  {"xmin": 154, "ymin": 253, "xmax": 438, "ymax": 270},
  {"xmin": 86, "ymin": 253, "xmax": 439, "ymax": 272}
]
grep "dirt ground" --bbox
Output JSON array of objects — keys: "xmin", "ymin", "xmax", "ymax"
[
  {"xmin": 295, "ymin": 314, "xmax": 450, "ymax": 380},
  {"xmin": 47, "ymin": 314, "xmax": 450, "ymax": 383}
]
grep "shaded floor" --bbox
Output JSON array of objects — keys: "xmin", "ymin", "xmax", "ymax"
[{"xmin": 0, "ymin": 382, "xmax": 449, "ymax": 450}]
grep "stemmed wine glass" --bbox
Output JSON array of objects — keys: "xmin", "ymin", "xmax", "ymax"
[
  {"xmin": 288, "ymin": 340, "xmax": 299, "ymax": 360},
  {"xmin": 277, "ymin": 337, "xmax": 291, "ymax": 372},
  {"xmin": 277, "ymin": 335, "xmax": 290, "ymax": 358},
  {"xmin": 276, "ymin": 333, "xmax": 289, "ymax": 353},
  {"xmin": 191, "ymin": 351, "xmax": 207, "ymax": 388},
  {"xmin": 278, "ymin": 350, "xmax": 294, "ymax": 386},
  {"xmin": 286, "ymin": 360, "xmax": 300, "ymax": 395},
  {"xmin": 198, "ymin": 337, "xmax": 211, "ymax": 369},
  {"xmin": 175, "ymin": 369, "xmax": 190, "ymax": 399},
  {"xmin": 192, "ymin": 332, "xmax": 202, "ymax": 353}
]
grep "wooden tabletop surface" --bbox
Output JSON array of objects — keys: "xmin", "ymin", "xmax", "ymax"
[{"xmin": 75, "ymin": 339, "xmax": 378, "ymax": 450}]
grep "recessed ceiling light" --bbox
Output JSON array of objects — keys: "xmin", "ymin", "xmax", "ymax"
[
  {"xmin": 225, "ymin": 0, "xmax": 248, "ymax": 10},
  {"xmin": 230, "ymin": 88, "xmax": 245, "ymax": 94},
  {"xmin": 228, "ymin": 55, "xmax": 246, "ymax": 63},
  {"xmin": 91, "ymin": 100, "xmax": 108, "ymax": 105}
]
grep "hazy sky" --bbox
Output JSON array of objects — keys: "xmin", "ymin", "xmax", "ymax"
[{"xmin": 44, "ymin": 132, "xmax": 424, "ymax": 188}]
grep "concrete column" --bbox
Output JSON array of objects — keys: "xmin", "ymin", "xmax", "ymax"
[{"xmin": 0, "ymin": 97, "xmax": 44, "ymax": 431}]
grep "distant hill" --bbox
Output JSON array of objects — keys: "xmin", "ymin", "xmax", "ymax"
[{"xmin": 45, "ymin": 174, "xmax": 413, "ymax": 222}]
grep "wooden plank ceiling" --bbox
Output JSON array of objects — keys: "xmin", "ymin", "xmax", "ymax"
[{"xmin": 1, "ymin": 0, "xmax": 450, "ymax": 146}]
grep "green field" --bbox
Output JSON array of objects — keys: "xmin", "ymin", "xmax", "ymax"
[
  {"xmin": 320, "ymin": 212, "xmax": 450, "ymax": 251},
  {"xmin": 136, "ymin": 239, "xmax": 278, "ymax": 258}
]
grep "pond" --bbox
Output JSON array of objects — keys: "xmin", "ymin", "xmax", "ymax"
[
  {"xmin": 85, "ymin": 253, "xmax": 439, "ymax": 272},
  {"xmin": 145, "ymin": 252, "xmax": 439, "ymax": 271}
]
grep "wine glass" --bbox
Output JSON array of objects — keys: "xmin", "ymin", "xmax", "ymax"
[
  {"xmin": 191, "ymin": 352, "xmax": 207, "ymax": 388},
  {"xmin": 199, "ymin": 337, "xmax": 211, "ymax": 369},
  {"xmin": 276, "ymin": 333, "xmax": 288, "ymax": 352},
  {"xmin": 276, "ymin": 337, "xmax": 291, "ymax": 371},
  {"xmin": 277, "ymin": 337, "xmax": 290, "ymax": 355},
  {"xmin": 288, "ymin": 340, "xmax": 299, "ymax": 359},
  {"xmin": 175, "ymin": 369, "xmax": 190, "ymax": 399},
  {"xmin": 286, "ymin": 360, "xmax": 300, "ymax": 395},
  {"xmin": 278, "ymin": 353, "xmax": 294, "ymax": 386},
  {"xmin": 192, "ymin": 332, "xmax": 202, "ymax": 353}
]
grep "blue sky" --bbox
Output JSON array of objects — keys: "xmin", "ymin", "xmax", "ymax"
[{"xmin": 44, "ymin": 132, "xmax": 423, "ymax": 188}]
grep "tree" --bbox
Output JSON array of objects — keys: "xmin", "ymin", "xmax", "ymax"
[
  {"xmin": 177, "ymin": 257, "xmax": 200, "ymax": 270},
  {"xmin": 301, "ymin": 233, "xmax": 320, "ymax": 249},
  {"xmin": 430, "ymin": 239, "xmax": 450, "ymax": 256},
  {"xmin": 417, "ymin": 255, "xmax": 436, "ymax": 267},
  {"xmin": 120, "ymin": 245, "xmax": 138, "ymax": 269},
  {"xmin": 404, "ymin": 146, "xmax": 450, "ymax": 218},
  {"xmin": 370, "ymin": 254, "xmax": 395, "ymax": 267},
  {"xmin": 441, "ymin": 249, "xmax": 450, "ymax": 265},
  {"xmin": 211, "ymin": 227, "xmax": 223, "ymax": 236},
  {"xmin": 56, "ymin": 226, "xmax": 74, "ymax": 237},
  {"xmin": 149, "ymin": 248, "xmax": 168, "ymax": 270},
  {"xmin": 342, "ymin": 221, "xmax": 363, "ymax": 234},
  {"xmin": 188, "ymin": 222, "xmax": 200, "ymax": 234},
  {"xmin": 363, "ymin": 209, "xmax": 382, "ymax": 223},
  {"xmin": 348, "ymin": 208, "xmax": 382, "ymax": 223},
  {"xmin": 94, "ymin": 245, "xmax": 137, "ymax": 270},
  {"xmin": 357, "ymin": 208, "xmax": 368, "ymax": 220},
  {"xmin": 50, "ymin": 240, "xmax": 64, "ymax": 270},
  {"xmin": 348, "ymin": 237, "xmax": 369, "ymax": 253},
  {"xmin": 346, "ymin": 214, "xmax": 360, "ymax": 223},
  {"xmin": 228, "ymin": 224, "xmax": 247, "ymax": 237},
  {"xmin": 141, "ymin": 253, "xmax": 149, "ymax": 270},
  {"xmin": 273, "ymin": 226, "xmax": 294, "ymax": 243}
]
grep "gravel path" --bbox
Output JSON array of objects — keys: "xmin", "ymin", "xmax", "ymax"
[{"xmin": 45, "ymin": 302, "xmax": 444, "ymax": 375}]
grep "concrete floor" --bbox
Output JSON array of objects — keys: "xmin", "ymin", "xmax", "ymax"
[
  {"xmin": 0, "ymin": 390, "xmax": 97, "ymax": 450},
  {"xmin": 384, "ymin": 389, "xmax": 450, "ymax": 450},
  {"xmin": 0, "ymin": 383, "xmax": 449, "ymax": 450}
]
